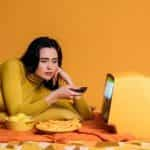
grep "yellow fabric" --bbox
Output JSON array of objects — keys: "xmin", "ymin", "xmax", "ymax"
[{"xmin": 0, "ymin": 58, "xmax": 92, "ymax": 120}]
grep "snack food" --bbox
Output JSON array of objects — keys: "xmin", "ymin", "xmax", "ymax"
[
  {"xmin": 8, "ymin": 113, "xmax": 33, "ymax": 122},
  {"xmin": 5, "ymin": 113, "xmax": 34, "ymax": 131},
  {"xmin": 36, "ymin": 119, "xmax": 81, "ymax": 133}
]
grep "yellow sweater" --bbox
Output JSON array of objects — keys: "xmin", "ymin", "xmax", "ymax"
[
  {"xmin": 0, "ymin": 58, "xmax": 51, "ymax": 115},
  {"xmin": 0, "ymin": 59, "xmax": 92, "ymax": 120}
]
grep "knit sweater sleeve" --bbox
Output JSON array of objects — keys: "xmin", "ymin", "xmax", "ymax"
[{"xmin": 1, "ymin": 59, "xmax": 49, "ymax": 115}]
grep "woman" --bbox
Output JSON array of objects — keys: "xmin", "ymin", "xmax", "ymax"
[{"xmin": 0, "ymin": 37, "xmax": 92, "ymax": 121}]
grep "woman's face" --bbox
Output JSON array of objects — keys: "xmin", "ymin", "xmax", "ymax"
[{"xmin": 35, "ymin": 47, "xmax": 59, "ymax": 81}]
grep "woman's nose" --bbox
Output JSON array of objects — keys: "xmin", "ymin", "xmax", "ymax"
[{"xmin": 47, "ymin": 63, "xmax": 55, "ymax": 70}]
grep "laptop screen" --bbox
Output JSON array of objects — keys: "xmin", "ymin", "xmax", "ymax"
[{"xmin": 101, "ymin": 73, "xmax": 115, "ymax": 123}]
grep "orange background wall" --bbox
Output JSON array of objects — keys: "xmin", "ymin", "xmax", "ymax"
[{"xmin": 0, "ymin": 0, "xmax": 150, "ymax": 110}]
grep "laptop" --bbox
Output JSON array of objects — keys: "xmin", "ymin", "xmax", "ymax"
[
  {"xmin": 101, "ymin": 73, "xmax": 115, "ymax": 123},
  {"xmin": 101, "ymin": 73, "xmax": 150, "ymax": 140}
]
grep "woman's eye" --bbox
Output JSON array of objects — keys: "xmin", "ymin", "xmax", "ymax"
[
  {"xmin": 40, "ymin": 60, "xmax": 48, "ymax": 63},
  {"xmin": 52, "ymin": 60, "xmax": 58, "ymax": 64},
  {"xmin": 53, "ymin": 61, "xmax": 57, "ymax": 63}
]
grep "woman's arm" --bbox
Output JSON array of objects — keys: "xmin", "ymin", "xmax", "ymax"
[
  {"xmin": 1, "ymin": 59, "xmax": 49, "ymax": 115},
  {"xmin": 1, "ymin": 59, "xmax": 24, "ymax": 115}
]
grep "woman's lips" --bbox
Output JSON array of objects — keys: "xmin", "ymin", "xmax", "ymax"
[{"xmin": 45, "ymin": 72, "xmax": 53, "ymax": 76}]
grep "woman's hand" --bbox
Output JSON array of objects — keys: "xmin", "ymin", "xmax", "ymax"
[
  {"xmin": 45, "ymin": 85, "xmax": 82, "ymax": 105},
  {"xmin": 52, "ymin": 67, "xmax": 74, "ymax": 86}
]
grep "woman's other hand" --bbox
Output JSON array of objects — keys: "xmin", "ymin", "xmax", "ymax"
[
  {"xmin": 45, "ymin": 85, "xmax": 82, "ymax": 105},
  {"xmin": 52, "ymin": 67, "xmax": 74, "ymax": 86}
]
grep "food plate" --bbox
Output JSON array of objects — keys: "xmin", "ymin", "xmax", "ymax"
[{"xmin": 35, "ymin": 119, "xmax": 82, "ymax": 133}]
